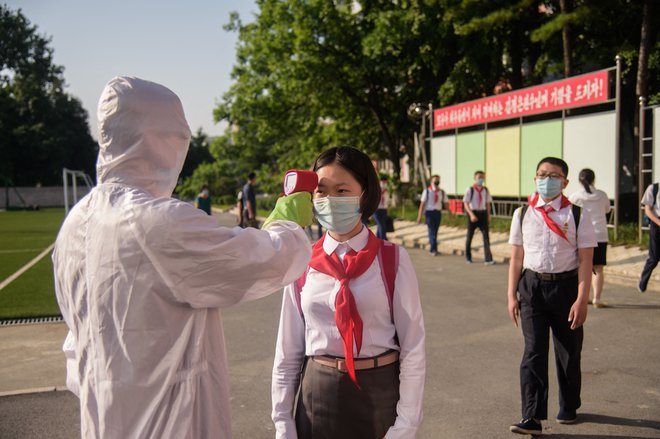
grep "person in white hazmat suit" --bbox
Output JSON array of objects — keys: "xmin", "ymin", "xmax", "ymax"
[{"xmin": 53, "ymin": 76, "xmax": 313, "ymax": 439}]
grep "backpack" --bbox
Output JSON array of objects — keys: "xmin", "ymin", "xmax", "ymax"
[
  {"xmin": 519, "ymin": 203, "xmax": 581, "ymax": 237},
  {"xmin": 292, "ymin": 240, "xmax": 399, "ymax": 324},
  {"xmin": 642, "ymin": 183, "xmax": 659, "ymax": 226}
]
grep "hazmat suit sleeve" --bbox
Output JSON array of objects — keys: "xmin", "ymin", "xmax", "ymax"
[
  {"xmin": 132, "ymin": 198, "xmax": 312, "ymax": 308},
  {"xmin": 62, "ymin": 330, "xmax": 80, "ymax": 397}
]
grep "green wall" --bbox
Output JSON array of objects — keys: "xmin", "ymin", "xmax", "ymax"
[
  {"xmin": 520, "ymin": 120, "xmax": 563, "ymax": 197},
  {"xmin": 456, "ymin": 131, "xmax": 485, "ymax": 194}
]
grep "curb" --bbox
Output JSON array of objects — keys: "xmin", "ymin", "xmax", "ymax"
[
  {"xmin": 385, "ymin": 220, "xmax": 660, "ymax": 292},
  {"xmin": 0, "ymin": 386, "xmax": 70, "ymax": 398}
]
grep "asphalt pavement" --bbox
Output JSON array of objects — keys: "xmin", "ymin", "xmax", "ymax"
[{"xmin": 1, "ymin": 211, "xmax": 659, "ymax": 438}]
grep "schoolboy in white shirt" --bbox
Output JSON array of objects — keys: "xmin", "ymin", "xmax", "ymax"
[
  {"xmin": 507, "ymin": 157, "xmax": 596, "ymax": 436},
  {"xmin": 462, "ymin": 170, "xmax": 494, "ymax": 264}
]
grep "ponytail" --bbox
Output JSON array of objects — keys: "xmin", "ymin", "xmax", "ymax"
[{"xmin": 579, "ymin": 168, "xmax": 595, "ymax": 194}]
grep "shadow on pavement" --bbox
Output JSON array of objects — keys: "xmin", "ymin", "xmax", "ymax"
[
  {"xmin": 605, "ymin": 303, "xmax": 660, "ymax": 310},
  {"xmin": 574, "ymin": 413, "xmax": 660, "ymax": 430},
  {"xmin": 544, "ymin": 436, "xmax": 659, "ymax": 439}
]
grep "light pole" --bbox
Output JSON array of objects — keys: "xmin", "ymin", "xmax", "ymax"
[{"xmin": 408, "ymin": 103, "xmax": 431, "ymax": 188}]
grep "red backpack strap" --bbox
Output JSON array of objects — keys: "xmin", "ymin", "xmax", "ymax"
[
  {"xmin": 377, "ymin": 240, "xmax": 399, "ymax": 324},
  {"xmin": 296, "ymin": 240, "xmax": 399, "ymax": 323},
  {"xmin": 293, "ymin": 267, "xmax": 309, "ymax": 319}
]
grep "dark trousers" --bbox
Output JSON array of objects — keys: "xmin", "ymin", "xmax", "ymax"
[
  {"xmin": 374, "ymin": 208, "xmax": 388, "ymax": 240},
  {"xmin": 465, "ymin": 210, "xmax": 492, "ymax": 262},
  {"xmin": 425, "ymin": 210, "xmax": 442, "ymax": 253},
  {"xmin": 295, "ymin": 358, "xmax": 399, "ymax": 439},
  {"xmin": 640, "ymin": 221, "xmax": 660, "ymax": 290},
  {"xmin": 242, "ymin": 209, "xmax": 258, "ymax": 228},
  {"xmin": 518, "ymin": 270, "xmax": 583, "ymax": 420}
]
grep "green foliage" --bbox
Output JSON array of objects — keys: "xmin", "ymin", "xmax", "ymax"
[
  {"xmin": 0, "ymin": 5, "xmax": 97, "ymax": 186},
  {"xmin": 179, "ymin": 128, "xmax": 213, "ymax": 180},
  {"xmin": 195, "ymin": 0, "xmax": 660, "ymax": 201},
  {"xmin": 216, "ymin": 0, "xmax": 456, "ymax": 182}
]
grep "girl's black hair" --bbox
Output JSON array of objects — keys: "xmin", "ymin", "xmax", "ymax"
[
  {"xmin": 313, "ymin": 146, "xmax": 380, "ymax": 221},
  {"xmin": 579, "ymin": 168, "xmax": 595, "ymax": 194}
]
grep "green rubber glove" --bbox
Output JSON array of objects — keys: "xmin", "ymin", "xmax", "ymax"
[{"xmin": 261, "ymin": 192, "xmax": 314, "ymax": 229}]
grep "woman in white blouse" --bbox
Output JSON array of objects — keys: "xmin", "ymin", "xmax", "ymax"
[
  {"xmin": 569, "ymin": 168, "xmax": 611, "ymax": 307},
  {"xmin": 271, "ymin": 146, "xmax": 426, "ymax": 439}
]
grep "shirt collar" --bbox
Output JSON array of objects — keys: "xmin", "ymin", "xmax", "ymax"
[
  {"xmin": 322, "ymin": 224, "xmax": 368, "ymax": 255},
  {"xmin": 534, "ymin": 193, "xmax": 564, "ymax": 210}
]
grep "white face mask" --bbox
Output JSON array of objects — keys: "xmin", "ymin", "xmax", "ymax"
[{"xmin": 313, "ymin": 196, "xmax": 361, "ymax": 234}]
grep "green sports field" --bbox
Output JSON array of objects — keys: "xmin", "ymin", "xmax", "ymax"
[{"xmin": 0, "ymin": 209, "xmax": 64, "ymax": 319}]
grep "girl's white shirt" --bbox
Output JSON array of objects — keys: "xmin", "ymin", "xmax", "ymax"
[
  {"xmin": 569, "ymin": 185, "xmax": 611, "ymax": 242},
  {"xmin": 271, "ymin": 226, "xmax": 426, "ymax": 439}
]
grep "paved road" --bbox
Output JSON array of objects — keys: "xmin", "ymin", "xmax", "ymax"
[{"xmin": 1, "ymin": 212, "xmax": 660, "ymax": 438}]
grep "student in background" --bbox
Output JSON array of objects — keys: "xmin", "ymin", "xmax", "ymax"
[
  {"xmin": 416, "ymin": 174, "xmax": 448, "ymax": 256},
  {"xmin": 374, "ymin": 175, "xmax": 390, "ymax": 240},
  {"xmin": 236, "ymin": 190, "xmax": 244, "ymax": 227},
  {"xmin": 507, "ymin": 157, "xmax": 596, "ymax": 436},
  {"xmin": 463, "ymin": 170, "xmax": 494, "ymax": 265},
  {"xmin": 569, "ymin": 169, "xmax": 611, "ymax": 307},
  {"xmin": 194, "ymin": 185, "xmax": 212, "ymax": 215},
  {"xmin": 638, "ymin": 180, "xmax": 660, "ymax": 292},
  {"xmin": 242, "ymin": 172, "xmax": 258, "ymax": 228}
]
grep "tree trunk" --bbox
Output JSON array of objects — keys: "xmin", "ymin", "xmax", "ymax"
[
  {"xmin": 560, "ymin": 0, "xmax": 573, "ymax": 77},
  {"xmin": 636, "ymin": 0, "xmax": 653, "ymax": 98}
]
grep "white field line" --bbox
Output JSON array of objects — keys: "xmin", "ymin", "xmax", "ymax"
[
  {"xmin": 0, "ymin": 242, "xmax": 55, "ymax": 292},
  {"xmin": 0, "ymin": 248, "xmax": 50, "ymax": 254}
]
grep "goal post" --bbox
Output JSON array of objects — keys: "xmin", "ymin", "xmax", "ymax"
[{"xmin": 63, "ymin": 168, "xmax": 94, "ymax": 216}]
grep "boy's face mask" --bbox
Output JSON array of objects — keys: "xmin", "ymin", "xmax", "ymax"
[
  {"xmin": 313, "ymin": 196, "xmax": 361, "ymax": 234},
  {"xmin": 536, "ymin": 177, "xmax": 562, "ymax": 199}
]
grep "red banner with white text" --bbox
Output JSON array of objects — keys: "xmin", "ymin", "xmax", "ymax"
[{"xmin": 433, "ymin": 69, "xmax": 610, "ymax": 131}]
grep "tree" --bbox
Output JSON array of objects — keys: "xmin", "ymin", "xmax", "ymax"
[
  {"xmin": 216, "ymin": 1, "xmax": 456, "ymax": 182},
  {"xmin": 179, "ymin": 128, "xmax": 213, "ymax": 180},
  {"xmin": 636, "ymin": 0, "xmax": 654, "ymax": 99},
  {"xmin": 209, "ymin": 0, "xmax": 659, "ymax": 200},
  {"xmin": 0, "ymin": 5, "xmax": 96, "ymax": 186}
]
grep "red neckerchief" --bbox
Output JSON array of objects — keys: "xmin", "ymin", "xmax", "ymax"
[
  {"xmin": 472, "ymin": 184, "xmax": 484, "ymax": 207},
  {"xmin": 529, "ymin": 192, "xmax": 572, "ymax": 241},
  {"xmin": 428, "ymin": 186, "xmax": 439, "ymax": 204},
  {"xmin": 308, "ymin": 229, "xmax": 380, "ymax": 387}
]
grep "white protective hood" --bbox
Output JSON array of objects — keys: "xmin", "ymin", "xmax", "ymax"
[
  {"xmin": 53, "ymin": 76, "xmax": 311, "ymax": 439},
  {"xmin": 96, "ymin": 76, "xmax": 191, "ymax": 197}
]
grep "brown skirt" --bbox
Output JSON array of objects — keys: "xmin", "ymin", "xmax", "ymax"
[{"xmin": 294, "ymin": 357, "xmax": 400, "ymax": 439}]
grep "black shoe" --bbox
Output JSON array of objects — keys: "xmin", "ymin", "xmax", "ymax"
[
  {"xmin": 556, "ymin": 409, "xmax": 577, "ymax": 424},
  {"xmin": 510, "ymin": 418, "xmax": 542, "ymax": 435},
  {"xmin": 638, "ymin": 282, "xmax": 646, "ymax": 293}
]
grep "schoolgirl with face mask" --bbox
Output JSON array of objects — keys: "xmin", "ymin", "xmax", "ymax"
[{"xmin": 271, "ymin": 146, "xmax": 426, "ymax": 439}]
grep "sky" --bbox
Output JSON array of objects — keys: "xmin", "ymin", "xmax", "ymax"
[{"xmin": 5, "ymin": 0, "xmax": 258, "ymax": 140}]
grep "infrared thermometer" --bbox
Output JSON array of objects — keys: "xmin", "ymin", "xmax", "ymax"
[{"xmin": 283, "ymin": 170, "xmax": 318, "ymax": 195}]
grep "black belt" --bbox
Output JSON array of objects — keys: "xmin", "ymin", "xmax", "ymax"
[{"xmin": 526, "ymin": 268, "xmax": 578, "ymax": 281}]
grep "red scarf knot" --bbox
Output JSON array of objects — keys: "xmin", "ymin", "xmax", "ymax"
[
  {"xmin": 428, "ymin": 186, "xmax": 439, "ymax": 204},
  {"xmin": 308, "ymin": 230, "xmax": 380, "ymax": 387},
  {"xmin": 472, "ymin": 184, "xmax": 484, "ymax": 207},
  {"xmin": 529, "ymin": 192, "xmax": 572, "ymax": 241}
]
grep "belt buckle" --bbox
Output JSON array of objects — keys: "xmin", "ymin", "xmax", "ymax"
[{"xmin": 336, "ymin": 359, "xmax": 347, "ymax": 373}]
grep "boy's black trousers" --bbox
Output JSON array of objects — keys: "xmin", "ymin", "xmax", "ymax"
[{"xmin": 518, "ymin": 269, "xmax": 583, "ymax": 420}]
